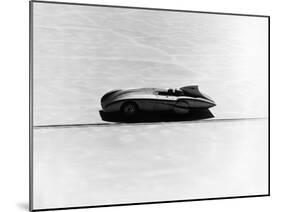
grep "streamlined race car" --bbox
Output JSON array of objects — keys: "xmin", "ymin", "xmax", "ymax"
[{"xmin": 101, "ymin": 85, "xmax": 216, "ymax": 116}]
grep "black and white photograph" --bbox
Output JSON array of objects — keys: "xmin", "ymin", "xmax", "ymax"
[{"xmin": 30, "ymin": 1, "xmax": 269, "ymax": 211}]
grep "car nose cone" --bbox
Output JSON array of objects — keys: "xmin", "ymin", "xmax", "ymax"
[
  {"xmin": 202, "ymin": 99, "xmax": 216, "ymax": 108},
  {"xmin": 208, "ymin": 100, "xmax": 216, "ymax": 108}
]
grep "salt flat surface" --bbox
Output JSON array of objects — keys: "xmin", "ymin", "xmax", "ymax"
[
  {"xmin": 33, "ymin": 3, "xmax": 268, "ymax": 125},
  {"xmin": 33, "ymin": 119, "xmax": 268, "ymax": 209}
]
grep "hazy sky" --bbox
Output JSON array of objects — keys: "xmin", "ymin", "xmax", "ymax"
[{"xmin": 33, "ymin": 3, "xmax": 268, "ymax": 125}]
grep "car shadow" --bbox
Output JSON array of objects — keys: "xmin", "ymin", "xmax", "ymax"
[{"xmin": 99, "ymin": 109, "xmax": 214, "ymax": 123}]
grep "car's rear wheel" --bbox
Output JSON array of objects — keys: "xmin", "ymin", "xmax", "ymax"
[
  {"xmin": 121, "ymin": 101, "xmax": 138, "ymax": 117},
  {"xmin": 174, "ymin": 100, "xmax": 190, "ymax": 114}
]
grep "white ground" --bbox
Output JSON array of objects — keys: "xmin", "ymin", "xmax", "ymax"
[
  {"xmin": 33, "ymin": 119, "xmax": 268, "ymax": 209},
  {"xmin": 32, "ymin": 2, "xmax": 269, "ymax": 210}
]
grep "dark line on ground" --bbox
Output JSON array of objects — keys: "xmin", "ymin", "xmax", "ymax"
[{"xmin": 33, "ymin": 117, "xmax": 267, "ymax": 129}]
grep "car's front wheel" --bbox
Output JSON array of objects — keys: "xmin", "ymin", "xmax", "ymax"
[{"xmin": 121, "ymin": 101, "xmax": 139, "ymax": 117}]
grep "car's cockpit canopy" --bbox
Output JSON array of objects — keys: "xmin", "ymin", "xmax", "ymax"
[{"xmin": 157, "ymin": 88, "xmax": 185, "ymax": 96}]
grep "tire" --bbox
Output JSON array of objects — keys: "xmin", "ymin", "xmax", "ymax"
[
  {"xmin": 121, "ymin": 101, "xmax": 138, "ymax": 117},
  {"xmin": 174, "ymin": 100, "xmax": 190, "ymax": 114}
]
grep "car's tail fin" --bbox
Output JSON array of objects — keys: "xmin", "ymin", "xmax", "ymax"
[
  {"xmin": 180, "ymin": 85, "xmax": 215, "ymax": 103},
  {"xmin": 180, "ymin": 85, "xmax": 202, "ymax": 97}
]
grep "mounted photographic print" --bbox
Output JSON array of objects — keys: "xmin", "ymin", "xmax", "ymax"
[{"xmin": 29, "ymin": 1, "xmax": 270, "ymax": 211}]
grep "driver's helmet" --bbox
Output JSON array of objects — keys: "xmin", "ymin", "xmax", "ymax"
[{"xmin": 167, "ymin": 88, "xmax": 173, "ymax": 95}]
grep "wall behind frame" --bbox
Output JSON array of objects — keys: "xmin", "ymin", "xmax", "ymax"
[{"xmin": 0, "ymin": 0, "xmax": 279, "ymax": 212}]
